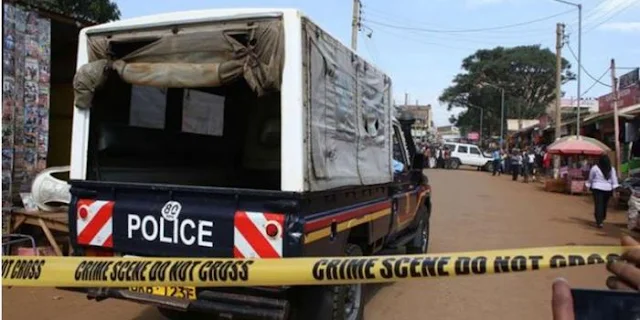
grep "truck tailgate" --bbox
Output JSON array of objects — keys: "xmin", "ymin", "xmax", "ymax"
[{"xmin": 69, "ymin": 180, "xmax": 298, "ymax": 258}]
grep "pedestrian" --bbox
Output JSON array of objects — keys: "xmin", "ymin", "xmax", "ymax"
[
  {"xmin": 543, "ymin": 150, "xmax": 552, "ymax": 176},
  {"xmin": 444, "ymin": 147, "xmax": 451, "ymax": 169},
  {"xmin": 423, "ymin": 146, "xmax": 431, "ymax": 169},
  {"xmin": 526, "ymin": 150, "xmax": 535, "ymax": 182},
  {"xmin": 511, "ymin": 150, "xmax": 522, "ymax": 181},
  {"xmin": 585, "ymin": 154, "xmax": 619, "ymax": 228},
  {"xmin": 436, "ymin": 147, "xmax": 444, "ymax": 169},
  {"xmin": 429, "ymin": 147, "xmax": 437, "ymax": 169},
  {"xmin": 492, "ymin": 148, "xmax": 501, "ymax": 176}
]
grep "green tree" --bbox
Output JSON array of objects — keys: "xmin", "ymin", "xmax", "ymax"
[
  {"xmin": 440, "ymin": 45, "xmax": 574, "ymax": 138},
  {"xmin": 23, "ymin": 0, "xmax": 121, "ymax": 23}
]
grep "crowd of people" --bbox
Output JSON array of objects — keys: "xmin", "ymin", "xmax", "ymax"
[
  {"xmin": 421, "ymin": 144, "xmax": 454, "ymax": 169},
  {"xmin": 486, "ymin": 145, "xmax": 552, "ymax": 182}
]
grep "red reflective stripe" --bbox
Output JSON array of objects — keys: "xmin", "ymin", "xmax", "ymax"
[
  {"xmin": 233, "ymin": 246, "xmax": 244, "ymax": 258},
  {"xmin": 77, "ymin": 202, "xmax": 113, "ymax": 245},
  {"xmin": 103, "ymin": 234, "xmax": 113, "ymax": 248},
  {"xmin": 235, "ymin": 211, "xmax": 280, "ymax": 258}
]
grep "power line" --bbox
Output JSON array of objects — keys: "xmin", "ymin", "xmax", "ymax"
[
  {"xmin": 565, "ymin": 43, "xmax": 612, "ymax": 88},
  {"xmin": 581, "ymin": 67, "xmax": 610, "ymax": 96},
  {"xmin": 362, "ymin": 9, "xmax": 573, "ymax": 34},
  {"xmin": 584, "ymin": 0, "xmax": 640, "ymax": 34},
  {"xmin": 364, "ymin": 24, "xmax": 476, "ymax": 51}
]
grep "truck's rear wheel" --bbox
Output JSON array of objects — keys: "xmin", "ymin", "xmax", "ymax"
[
  {"xmin": 406, "ymin": 208, "xmax": 430, "ymax": 254},
  {"xmin": 331, "ymin": 243, "xmax": 365, "ymax": 320}
]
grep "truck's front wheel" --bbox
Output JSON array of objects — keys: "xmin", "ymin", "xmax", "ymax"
[{"xmin": 331, "ymin": 243, "xmax": 365, "ymax": 320}]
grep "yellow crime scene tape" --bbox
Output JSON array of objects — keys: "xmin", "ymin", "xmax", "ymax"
[{"xmin": 1, "ymin": 246, "xmax": 632, "ymax": 288}]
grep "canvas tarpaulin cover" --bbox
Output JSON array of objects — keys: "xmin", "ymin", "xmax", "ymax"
[
  {"xmin": 303, "ymin": 19, "xmax": 392, "ymax": 191},
  {"xmin": 73, "ymin": 18, "xmax": 284, "ymax": 109}
]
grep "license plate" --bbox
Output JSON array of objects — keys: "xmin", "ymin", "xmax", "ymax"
[
  {"xmin": 128, "ymin": 286, "xmax": 197, "ymax": 300},
  {"xmin": 122, "ymin": 255, "xmax": 196, "ymax": 300}
]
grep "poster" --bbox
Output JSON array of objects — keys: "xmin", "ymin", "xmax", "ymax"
[{"xmin": 2, "ymin": 3, "xmax": 51, "ymax": 208}]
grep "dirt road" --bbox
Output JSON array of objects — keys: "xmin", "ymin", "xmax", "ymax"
[{"xmin": 3, "ymin": 168, "xmax": 635, "ymax": 319}]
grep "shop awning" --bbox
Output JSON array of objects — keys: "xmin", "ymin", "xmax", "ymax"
[{"xmin": 581, "ymin": 104, "xmax": 640, "ymax": 125}]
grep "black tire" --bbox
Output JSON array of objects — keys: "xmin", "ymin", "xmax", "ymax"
[
  {"xmin": 157, "ymin": 308, "xmax": 210, "ymax": 320},
  {"xmin": 330, "ymin": 244, "xmax": 365, "ymax": 320},
  {"xmin": 450, "ymin": 159, "xmax": 460, "ymax": 170},
  {"xmin": 484, "ymin": 161, "xmax": 493, "ymax": 172},
  {"xmin": 406, "ymin": 207, "xmax": 430, "ymax": 254}
]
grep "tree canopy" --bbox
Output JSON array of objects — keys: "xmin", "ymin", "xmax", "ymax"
[
  {"xmin": 439, "ymin": 45, "xmax": 574, "ymax": 137},
  {"xmin": 23, "ymin": 0, "xmax": 121, "ymax": 24}
]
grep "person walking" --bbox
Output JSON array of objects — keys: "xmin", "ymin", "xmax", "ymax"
[
  {"xmin": 511, "ymin": 150, "xmax": 522, "ymax": 181},
  {"xmin": 492, "ymin": 148, "xmax": 501, "ymax": 176},
  {"xmin": 423, "ymin": 146, "xmax": 431, "ymax": 169},
  {"xmin": 444, "ymin": 147, "xmax": 451, "ymax": 169},
  {"xmin": 585, "ymin": 154, "xmax": 619, "ymax": 228}
]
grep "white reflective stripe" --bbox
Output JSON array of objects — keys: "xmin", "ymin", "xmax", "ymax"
[
  {"xmin": 89, "ymin": 217, "xmax": 113, "ymax": 246},
  {"xmin": 234, "ymin": 227, "xmax": 257, "ymax": 258},
  {"xmin": 244, "ymin": 211, "xmax": 282, "ymax": 256},
  {"xmin": 76, "ymin": 200, "xmax": 110, "ymax": 234}
]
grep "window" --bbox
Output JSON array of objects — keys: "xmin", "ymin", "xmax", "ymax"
[
  {"xmin": 393, "ymin": 125, "xmax": 408, "ymax": 166},
  {"xmin": 182, "ymin": 89, "xmax": 225, "ymax": 136},
  {"xmin": 470, "ymin": 147, "xmax": 481, "ymax": 155},
  {"xmin": 457, "ymin": 146, "xmax": 468, "ymax": 153},
  {"xmin": 129, "ymin": 86, "xmax": 166, "ymax": 129},
  {"xmin": 445, "ymin": 144, "xmax": 455, "ymax": 151}
]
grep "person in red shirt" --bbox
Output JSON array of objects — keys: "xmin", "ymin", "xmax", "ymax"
[{"xmin": 543, "ymin": 150, "xmax": 552, "ymax": 176}]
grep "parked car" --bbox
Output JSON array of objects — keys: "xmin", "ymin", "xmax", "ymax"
[{"xmin": 443, "ymin": 142, "xmax": 494, "ymax": 171}]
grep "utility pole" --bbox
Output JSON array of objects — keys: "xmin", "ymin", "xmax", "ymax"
[
  {"xmin": 554, "ymin": 23, "xmax": 564, "ymax": 141},
  {"xmin": 554, "ymin": 23, "xmax": 564, "ymax": 179},
  {"xmin": 404, "ymin": 92, "xmax": 408, "ymax": 107},
  {"xmin": 351, "ymin": 0, "xmax": 360, "ymax": 51},
  {"xmin": 612, "ymin": 58, "xmax": 621, "ymax": 174}
]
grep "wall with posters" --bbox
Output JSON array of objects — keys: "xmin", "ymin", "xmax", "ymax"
[{"xmin": 2, "ymin": 3, "xmax": 51, "ymax": 207}]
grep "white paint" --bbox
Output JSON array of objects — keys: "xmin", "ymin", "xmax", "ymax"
[
  {"xmin": 70, "ymin": 28, "xmax": 90, "ymax": 180},
  {"xmin": 127, "ymin": 213, "xmax": 213, "ymax": 247},
  {"xmin": 280, "ymin": 11, "xmax": 305, "ymax": 192}
]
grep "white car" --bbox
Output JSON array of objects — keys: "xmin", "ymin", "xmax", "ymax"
[{"xmin": 444, "ymin": 142, "xmax": 494, "ymax": 171}]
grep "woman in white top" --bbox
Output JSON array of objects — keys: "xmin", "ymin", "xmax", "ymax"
[{"xmin": 585, "ymin": 154, "xmax": 619, "ymax": 228}]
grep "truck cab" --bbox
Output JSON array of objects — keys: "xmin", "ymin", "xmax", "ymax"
[{"xmin": 66, "ymin": 9, "xmax": 432, "ymax": 320}]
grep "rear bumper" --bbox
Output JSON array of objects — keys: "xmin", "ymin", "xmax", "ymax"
[{"xmin": 58, "ymin": 287, "xmax": 289, "ymax": 320}]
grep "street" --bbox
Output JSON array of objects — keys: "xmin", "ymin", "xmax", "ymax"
[{"xmin": 2, "ymin": 168, "xmax": 632, "ymax": 320}]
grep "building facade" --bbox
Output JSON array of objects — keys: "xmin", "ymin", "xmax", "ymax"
[{"xmin": 400, "ymin": 104, "xmax": 433, "ymax": 142}]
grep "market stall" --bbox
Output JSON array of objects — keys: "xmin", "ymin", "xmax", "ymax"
[{"xmin": 545, "ymin": 135, "xmax": 611, "ymax": 195}]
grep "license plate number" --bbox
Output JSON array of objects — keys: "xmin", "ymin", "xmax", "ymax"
[{"xmin": 128, "ymin": 286, "xmax": 197, "ymax": 300}]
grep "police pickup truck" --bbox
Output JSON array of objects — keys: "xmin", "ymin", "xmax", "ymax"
[{"xmin": 66, "ymin": 8, "xmax": 432, "ymax": 320}]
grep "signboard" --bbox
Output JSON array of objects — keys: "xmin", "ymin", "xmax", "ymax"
[
  {"xmin": 619, "ymin": 68, "xmax": 639, "ymax": 90},
  {"xmin": 467, "ymin": 132, "xmax": 479, "ymax": 141},
  {"xmin": 598, "ymin": 83, "xmax": 640, "ymax": 113}
]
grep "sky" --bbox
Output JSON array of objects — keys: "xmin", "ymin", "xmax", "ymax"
[{"xmin": 113, "ymin": 0, "xmax": 640, "ymax": 126}]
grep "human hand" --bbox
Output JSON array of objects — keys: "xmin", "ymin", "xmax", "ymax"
[
  {"xmin": 606, "ymin": 235, "xmax": 640, "ymax": 291},
  {"xmin": 552, "ymin": 278, "xmax": 574, "ymax": 320}
]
